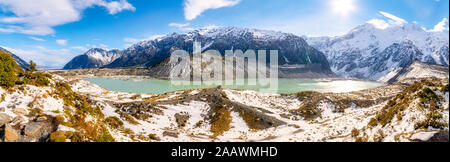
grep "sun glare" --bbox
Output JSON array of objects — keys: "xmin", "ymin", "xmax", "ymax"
[{"xmin": 330, "ymin": 0, "xmax": 356, "ymax": 17}]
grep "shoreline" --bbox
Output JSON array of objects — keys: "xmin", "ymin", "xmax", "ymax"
[{"xmin": 81, "ymin": 76, "xmax": 386, "ymax": 95}]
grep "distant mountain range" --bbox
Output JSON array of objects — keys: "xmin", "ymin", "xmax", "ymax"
[
  {"xmin": 63, "ymin": 24, "xmax": 449, "ymax": 81},
  {"xmin": 305, "ymin": 23, "xmax": 449, "ymax": 81},
  {"xmin": 0, "ymin": 47, "xmax": 30, "ymax": 70},
  {"xmin": 63, "ymin": 48, "xmax": 122, "ymax": 69},
  {"xmin": 64, "ymin": 27, "xmax": 335, "ymax": 78}
]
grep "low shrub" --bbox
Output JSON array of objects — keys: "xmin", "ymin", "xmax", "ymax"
[
  {"xmin": 441, "ymin": 84, "xmax": 449, "ymax": 93},
  {"xmin": 351, "ymin": 128, "xmax": 360, "ymax": 137},
  {"xmin": 104, "ymin": 116, "xmax": 124, "ymax": 129},
  {"xmin": 210, "ymin": 104, "xmax": 232, "ymax": 137},
  {"xmin": 50, "ymin": 131, "xmax": 67, "ymax": 142},
  {"xmin": 148, "ymin": 133, "xmax": 159, "ymax": 140},
  {"xmin": 0, "ymin": 51, "xmax": 18, "ymax": 88}
]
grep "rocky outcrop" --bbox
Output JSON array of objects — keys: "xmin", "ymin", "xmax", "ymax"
[{"xmin": 0, "ymin": 113, "xmax": 11, "ymax": 126}]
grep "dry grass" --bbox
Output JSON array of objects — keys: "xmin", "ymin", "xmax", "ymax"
[{"xmin": 210, "ymin": 104, "xmax": 232, "ymax": 137}]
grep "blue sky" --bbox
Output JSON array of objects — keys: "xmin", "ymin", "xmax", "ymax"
[{"xmin": 0, "ymin": 0, "xmax": 448, "ymax": 67}]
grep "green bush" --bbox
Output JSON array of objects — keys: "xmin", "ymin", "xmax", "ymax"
[
  {"xmin": 0, "ymin": 51, "xmax": 18, "ymax": 88},
  {"xmin": 26, "ymin": 72, "xmax": 51, "ymax": 87},
  {"xmin": 148, "ymin": 133, "xmax": 158, "ymax": 140}
]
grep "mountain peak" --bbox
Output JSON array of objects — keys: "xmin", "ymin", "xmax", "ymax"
[
  {"xmin": 63, "ymin": 48, "xmax": 122, "ymax": 69},
  {"xmin": 305, "ymin": 21, "xmax": 449, "ymax": 81}
]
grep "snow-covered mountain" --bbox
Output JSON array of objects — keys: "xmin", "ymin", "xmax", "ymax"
[
  {"xmin": 0, "ymin": 47, "xmax": 30, "ymax": 70},
  {"xmin": 305, "ymin": 23, "xmax": 449, "ymax": 81},
  {"xmin": 63, "ymin": 48, "xmax": 122, "ymax": 69},
  {"xmin": 103, "ymin": 27, "xmax": 335, "ymax": 78}
]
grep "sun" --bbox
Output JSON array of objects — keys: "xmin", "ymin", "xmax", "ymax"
[{"xmin": 330, "ymin": 0, "xmax": 356, "ymax": 17}]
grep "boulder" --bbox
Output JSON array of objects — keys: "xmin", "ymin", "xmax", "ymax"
[
  {"xmin": 24, "ymin": 122, "xmax": 44, "ymax": 136},
  {"xmin": 0, "ymin": 113, "xmax": 11, "ymax": 126},
  {"xmin": 4, "ymin": 124, "xmax": 18, "ymax": 142},
  {"xmin": 11, "ymin": 116, "xmax": 25, "ymax": 125},
  {"xmin": 163, "ymin": 130, "xmax": 179, "ymax": 138},
  {"xmin": 13, "ymin": 108, "xmax": 28, "ymax": 116}
]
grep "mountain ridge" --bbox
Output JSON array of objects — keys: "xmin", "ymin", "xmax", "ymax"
[
  {"xmin": 66, "ymin": 27, "xmax": 336, "ymax": 78},
  {"xmin": 305, "ymin": 22, "xmax": 449, "ymax": 81},
  {"xmin": 63, "ymin": 48, "xmax": 122, "ymax": 69}
]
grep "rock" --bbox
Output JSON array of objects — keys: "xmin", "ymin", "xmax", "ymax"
[
  {"xmin": 174, "ymin": 113, "xmax": 190, "ymax": 128},
  {"xmin": 411, "ymin": 130, "xmax": 450, "ymax": 142},
  {"xmin": 0, "ymin": 107, "xmax": 5, "ymax": 112},
  {"xmin": 24, "ymin": 122, "xmax": 44, "ymax": 136},
  {"xmin": 13, "ymin": 108, "xmax": 28, "ymax": 116},
  {"xmin": 0, "ymin": 113, "xmax": 11, "ymax": 126},
  {"xmin": 4, "ymin": 124, "xmax": 18, "ymax": 142},
  {"xmin": 11, "ymin": 116, "xmax": 25, "ymax": 125},
  {"xmin": 427, "ymin": 130, "xmax": 449, "ymax": 142},
  {"xmin": 36, "ymin": 116, "xmax": 47, "ymax": 122}
]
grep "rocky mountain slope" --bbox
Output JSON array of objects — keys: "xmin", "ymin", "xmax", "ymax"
[
  {"xmin": 380, "ymin": 60, "xmax": 450, "ymax": 83},
  {"xmin": 0, "ymin": 47, "xmax": 30, "ymax": 70},
  {"xmin": 63, "ymin": 48, "xmax": 122, "ymax": 70},
  {"xmin": 305, "ymin": 23, "xmax": 449, "ymax": 81}
]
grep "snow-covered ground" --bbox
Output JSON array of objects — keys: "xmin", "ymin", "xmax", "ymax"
[
  {"xmin": 53, "ymin": 74, "xmax": 449, "ymax": 142},
  {"xmin": 2, "ymin": 72, "xmax": 448, "ymax": 142}
]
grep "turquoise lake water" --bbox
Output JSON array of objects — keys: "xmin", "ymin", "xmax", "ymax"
[{"xmin": 84, "ymin": 77, "xmax": 384, "ymax": 94}]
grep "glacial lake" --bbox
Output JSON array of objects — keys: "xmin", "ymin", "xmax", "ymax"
[{"xmin": 84, "ymin": 77, "xmax": 384, "ymax": 94}]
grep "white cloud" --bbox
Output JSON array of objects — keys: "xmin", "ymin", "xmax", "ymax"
[
  {"xmin": 29, "ymin": 36, "xmax": 46, "ymax": 41},
  {"xmin": 56, "ymin": 39, "xmax": 68, "ymax": 46},
  {"xmin": 184, "ymin": 0, "xmax": 241, "ymax": 20},
  {"xmin": 124, "ymin": 38, "xmax": 139, "ymax": 43},
  {"xmin": 365, "ymin": 11, "xmax": 409, "ymax": 30},
  {"xmin": 379, "ymin": 11, "xmax": 407, "ymax": 25},
  {"xmin": 0, "ymin": 0, "xmax": 135, "ymax": 35},
  {"xmin": 86, "ymin": 43, "xmax": 109, "ymax": 50},
  {"xmin": 123, "ymin": 35, "xmax": 165, "ymax": 48},
  {"xmin": 71, "ymin": 46, "xmax": 88, "ymax": 52},
  {"xmin": 428, "ymin": 18, "xmax": 449, "ymax": 32},
  {"xmin": 72, "ymin": 0, "xmax": 135, "ymax": 14},
  {"xmin": 169, "ymin": 23, "xmax": 190, "ymax": 28}
]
